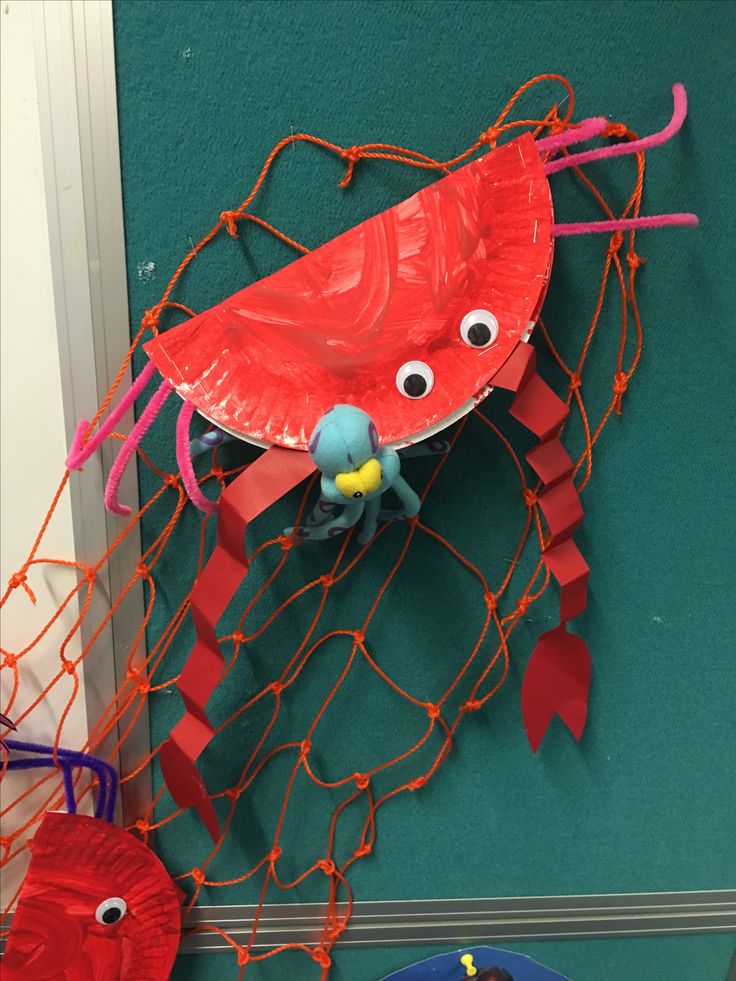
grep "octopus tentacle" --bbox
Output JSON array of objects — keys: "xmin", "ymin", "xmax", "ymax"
[
  {"xmin": 189, "ymin": 427, "xmax": 234, "ymax": 458},
  {"xmin": 305, "ymin": 496, "xmax": 339, "ymax": 527},
  {"xmin": 357, "ymin": 497, "xmax": 381, "ymax": 545},
  {"xmin": 288, "ymin": 499, "xmax": 364, "ymax": 541}
]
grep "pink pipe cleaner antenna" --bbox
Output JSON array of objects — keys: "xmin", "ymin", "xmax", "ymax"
[
  {"xmin": 66, "ymin": 361, "xmax": 157, "ymax": 471},
  {"xmin": 104, "ymin": 378, "xmax": 173, "ymax": 516},
  {"xmin": 176, "ymin": 400, "xmax": 218, "ymax": 514},
  {"xmin": 545, "ymin": 83, "xmax": 688, "ymax": 175},
  {"xmin": 535, "ymin": 116, "xmax": 608, "ymax": 154},
  {"xmin": 552, "ymin": 213, "xmax": 699, "ymax": 237}
]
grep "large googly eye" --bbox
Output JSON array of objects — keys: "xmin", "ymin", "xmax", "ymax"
[
  {"xmin": 95, "ymin": 897, "xmax": 128, "ymax": 925},
  {"xmin": 396, "ymin": 361, "xmax": 434, "ymax": 399},
  {"xmin": 460, "ymin": 309, "xmax": 499, "ymax": 349}
]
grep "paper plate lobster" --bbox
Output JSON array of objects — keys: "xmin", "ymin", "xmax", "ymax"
[
  {"xmin": 1, "ymin": 735, "xmax": 181, "ymax": 979},
  {"xmin": 66, "ymin": 84, "xmax": 697, "ymax": 840}
]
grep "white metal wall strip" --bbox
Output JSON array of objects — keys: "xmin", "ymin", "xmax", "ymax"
[
  {"xmin": 181, "ymin": 891, "xmax": 736, "ymax": 952},
  {"xmin": 2, "ymin": 889, "xmax": 733, "ymax": 956},
  {"xmin": 32, "ymin": 0, "xmax": 150, "ymax": 824}
]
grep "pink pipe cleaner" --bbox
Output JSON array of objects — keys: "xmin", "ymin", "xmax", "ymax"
[
  {"xmin": 535, "ymin": 116, "xmax": 608, "ymax": 154},
  {"xmin": 545, "ymin": 83, "xmax": 688, "ymax": 175},
  {"xmin": 104, "ymin": 378, "xmax": 173, "ymax": 516},
  {"xmin": 176, "ymin": 400, "xmax": 218, "ymax": 514},
  {"xmin": 66, "ymin": 360, "xmax": 157, "ymax": 470},
  {"xmin": 552, "ymin": 213, "xmax": 699, "ymax": 237}
]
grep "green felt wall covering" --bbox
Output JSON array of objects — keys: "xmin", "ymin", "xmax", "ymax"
[{"xmin": 112, "ymin": 1, "xmax": 735, "ymax": 978}]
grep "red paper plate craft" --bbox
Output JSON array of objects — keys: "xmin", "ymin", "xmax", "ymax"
[
  {"xmin": 61, "ymin": 82, "xmax": 698, "ymax": 841},
  {"xmin": 2, "ymin": 739, "xmax": 181, "ymax": 981}
]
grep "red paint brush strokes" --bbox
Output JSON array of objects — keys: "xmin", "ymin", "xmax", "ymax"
[
  {"xmin": 3, "ymin": 812, "xmax": 181, "ymax": 981},
  {"xmin": 145, "ymin": 133, "xmax": 553, "ymax": 449}
]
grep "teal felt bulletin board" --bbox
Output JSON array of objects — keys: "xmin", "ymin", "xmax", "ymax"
[{"xmin": 112, "ymin": 1, "xmax": 735, "ymax": 978}]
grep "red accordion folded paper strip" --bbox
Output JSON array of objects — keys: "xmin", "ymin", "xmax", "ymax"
[
  {"xmin": 490, "ymin": 342, "xmax": 591, "ymax": 750},
  {"xmin": 160, "ymin": 446, "xmax": 316, "ymax": 839}
]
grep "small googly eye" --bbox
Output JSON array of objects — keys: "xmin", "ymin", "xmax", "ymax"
[
  {"xmin": 95, "ymin": 897, "xmax": 127, "ymax": 925},
  {"xmin": 460, "ymin": 309, "xmax": 499, "ymax": 348},
  {"xmin": 396, "ymin": 361, "xmax": 434, "ymax": 399}
]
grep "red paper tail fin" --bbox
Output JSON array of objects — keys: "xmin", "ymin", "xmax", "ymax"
[{"xmin": 521, "ymin": 627, "xmax": 591, "ymax": 752}]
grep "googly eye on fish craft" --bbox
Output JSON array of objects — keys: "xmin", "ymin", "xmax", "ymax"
[{"xmin": 60, "ymin": 82, "xmax": 698, "ymax": 843}]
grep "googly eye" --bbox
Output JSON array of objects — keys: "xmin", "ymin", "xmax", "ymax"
[
  {"xmin": 396, "ymin": 361, "xmax": 434, "ymax": 399},
  {"xmin": 95, "ymin": 897, "xmax": 128, "ymax": 925},
  {"xmin": 460, "ymin": 309, "xmax": 499, "ymax": 349}
]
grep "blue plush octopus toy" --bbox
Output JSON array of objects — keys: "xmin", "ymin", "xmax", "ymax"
[{"xmin": 290, "ymin": 404, "xmax": 421, "ymax": 544}]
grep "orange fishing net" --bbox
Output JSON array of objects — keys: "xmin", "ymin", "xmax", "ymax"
[{"xmin": 1, "ymin": 75, "xmax": 649, "ymax": 976}]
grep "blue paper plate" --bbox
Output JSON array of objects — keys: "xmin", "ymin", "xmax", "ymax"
[{"xmin": 382, "ymin": 945, "xmax": 572, "ymax": 980}]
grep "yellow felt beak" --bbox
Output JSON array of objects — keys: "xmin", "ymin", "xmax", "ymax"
[{"xmin": 335, "ymin": 458, "xmax": 382, "ymax": 499}]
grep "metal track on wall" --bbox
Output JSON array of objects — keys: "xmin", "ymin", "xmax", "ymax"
[
  {"xmin": 182, "ymin": 891, "xmax": 736, "ymax": 952},
  {"xmin": 32, "ymin": 0, "xmax": 151, "ymax": 824}
]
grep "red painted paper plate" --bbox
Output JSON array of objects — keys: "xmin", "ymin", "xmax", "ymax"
[
  {"xmin": 2, "ymin": 812, "xmax": 181, "ymax": 981},
  {"xmin": 145, "ymin": 132, "xmax": 553, "ymax": 449}
]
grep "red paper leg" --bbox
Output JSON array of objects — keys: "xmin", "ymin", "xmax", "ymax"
[
  {"xmin": 160, "ymin": 447, "xmax": 316, "ymax": 839},
  {"xmin": 491, "ymin": 342, "xmax": 591, "ymax": 751}
]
